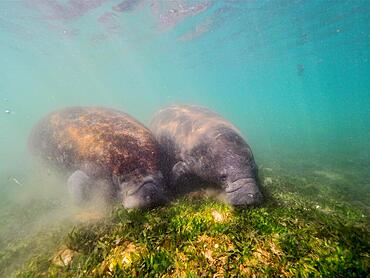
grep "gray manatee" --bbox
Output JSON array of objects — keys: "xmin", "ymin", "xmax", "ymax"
[
  {"xmin": 150, "ymin": 105, "xmax": 263, "ymax": 206},
  {"xmin": 29, "ymin": 106, "xmax": 168, "ymax": 209}
]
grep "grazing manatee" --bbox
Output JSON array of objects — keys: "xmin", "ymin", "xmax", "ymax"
[
  {"xmin": 150, "ymin": 105, "xmax": 263, "ymax": 206},
  {"xmin": 29, "ymin": 107, "xmax": 167, "ymax": 209}
]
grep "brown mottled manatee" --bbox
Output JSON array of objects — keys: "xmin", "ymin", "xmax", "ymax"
[
  {"xmin": 150, "ymin": 105, "xmax": 263, "ymax": 206},
  {"xmin": 29, "ymin": 107, "xmax": 168, "ymax": 209}
]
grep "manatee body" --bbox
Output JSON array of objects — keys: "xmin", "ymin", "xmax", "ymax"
[
  {"xmin": 29, "ymin": 107, "xmax": 167, "ymax": 208},
  {"xmin": 150, "ymin": 105, "xmax": 263, "ymax": 206}
]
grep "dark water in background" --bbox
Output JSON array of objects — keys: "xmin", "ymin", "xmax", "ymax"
[{"xmin": 0, "ymin": 1, "xmax": 369, "ymax": 208}]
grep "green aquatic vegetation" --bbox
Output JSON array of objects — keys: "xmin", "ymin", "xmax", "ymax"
[{"xmin": 1, "ymin": 169, "xmax": 369, "ymax": 277}]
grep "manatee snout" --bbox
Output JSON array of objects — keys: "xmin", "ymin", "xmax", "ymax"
[
  {"xmin": 225, "ymin": 178, "xmax": 263, "ymax": 206},
  {"xmin": 122, "ymin": 175, "xmax": 168, "ymax": 209}
]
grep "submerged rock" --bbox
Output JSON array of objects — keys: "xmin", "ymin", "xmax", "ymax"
[{"xmin": 52, "ymin": 247, "xmax": 76, "ymax": 267}]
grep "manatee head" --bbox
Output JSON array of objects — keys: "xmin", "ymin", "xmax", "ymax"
[
  {"xmin": 222, "ymin": 176, "xmax": 263, "ymax": 206},
  {"xmin": 213, "ymin": 129, "xmax": 263, "ymax": 206},
  {"xmin": 120, "ymin": 172, "xmax": 168, "ymax": 209}
]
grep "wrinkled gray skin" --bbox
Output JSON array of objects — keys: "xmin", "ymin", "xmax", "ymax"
[
  {"xmin": 66, "ymin": 169, "xmax": 167, "ymax": 209},
  {"xmin": 115, "ymin": 173, "xmax": 166, "ymax": 209},
  {"xmin": 29, "ymin": 107, "xmax": 168, "ymax": 209},
  {"xmin": 150, "ymin": 105, "xmax": 263, "ymax": 206}
]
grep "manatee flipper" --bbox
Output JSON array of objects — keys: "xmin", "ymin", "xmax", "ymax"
[
  {"xmin": 171, "ymin": 161, "xmax": 190, "ymax": 184},
  {"xmin": 67, "ymin": 170, "xmax": 91, "ymax": 204}
]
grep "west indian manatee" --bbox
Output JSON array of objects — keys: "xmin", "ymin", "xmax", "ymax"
[
  {"xmin": 150, "ymin": 105, "xmax": 263, "ymax": 206},
  {"xmin": 29, "ymin": 107, "xmax": 168, "ymax": 209}
]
